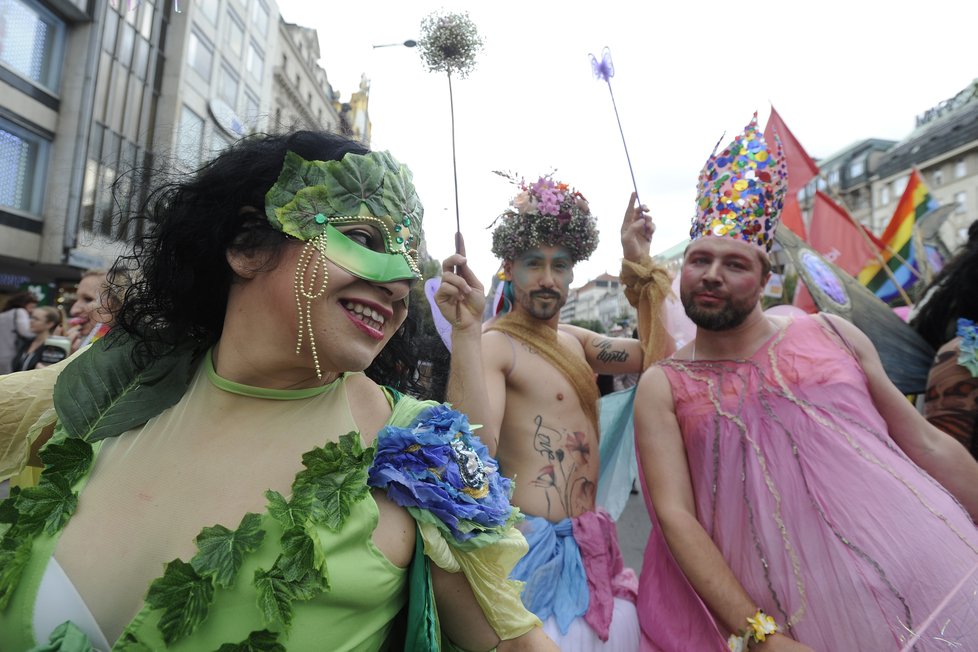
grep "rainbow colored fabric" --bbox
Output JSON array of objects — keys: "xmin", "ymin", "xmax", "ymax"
[{"xmin": 858, "ymin": 169, "xmax": 938, "ymax": 304}]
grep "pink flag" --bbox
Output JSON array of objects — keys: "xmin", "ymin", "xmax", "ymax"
[{"xmin": 808, "ymin": 191, "xmax": 880, "ymax": 277}]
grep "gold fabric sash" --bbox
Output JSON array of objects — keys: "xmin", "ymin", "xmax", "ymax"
[{"xmin": 488, "ymin": 311, "xmax": 601, "ymax": 438}]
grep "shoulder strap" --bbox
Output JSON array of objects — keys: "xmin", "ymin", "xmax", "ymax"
[{"xmin": 816, "ymin": 313, "xmax": 858, "ymax": 359}]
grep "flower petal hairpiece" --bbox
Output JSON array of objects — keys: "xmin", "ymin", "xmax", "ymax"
[{"xmin": 489, "ymin": 171, "xmax": 599, "ymax": 264}]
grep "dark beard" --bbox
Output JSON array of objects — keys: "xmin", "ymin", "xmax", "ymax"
[
  {"xmin": 518, "ymin": 290, "xmax": 563, "ymax": 320},
  {"xmin": 681, "ymin": 291, "xmax": 753, "ymax": 331}
]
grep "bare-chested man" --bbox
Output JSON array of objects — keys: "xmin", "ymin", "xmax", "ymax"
[{"xmin": 437, "ymin": 176, "xmax": 670, "ymax": 650}]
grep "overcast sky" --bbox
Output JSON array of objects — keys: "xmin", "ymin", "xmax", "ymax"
[{"xmin": 276, "ymin": 0, "xmax": 976, "ymax": 288}]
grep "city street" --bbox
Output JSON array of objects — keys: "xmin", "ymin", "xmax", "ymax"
[{"xmin": 616, "ymin": 488, "xmax": 652, "ymax": 575}]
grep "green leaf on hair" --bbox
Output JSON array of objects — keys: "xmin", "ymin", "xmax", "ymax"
[
  {"xmin": 190, "ymin": 512, "xmax": 266, "ymax": 589},
  {"xmin": 145, "ymin": 559, "xmax": 215, "ymax": 644}
]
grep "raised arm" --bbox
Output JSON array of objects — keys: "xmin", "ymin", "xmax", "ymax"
[
  {"xmin": 618, "ymin": 193, "xmax": 675, "ymax": 368},
  {"xmin": 435, "ymin": 247, "xmax": 507, "ymax": 456},
  {"xmin": 635, "ymin": 367, "xmax": 811, "ymax": 651},
  {"xmin": 826, "ymin": 314, "xmax": 978, "ymax": 520}
]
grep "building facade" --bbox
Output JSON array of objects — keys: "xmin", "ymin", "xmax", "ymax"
[
  {"xmin": 0, "ymin": 0, "xmax": 368, "ymax": 305},
  {"xmin": 560, "ymin": 272, "xmax": 635, "ymax": 332}
]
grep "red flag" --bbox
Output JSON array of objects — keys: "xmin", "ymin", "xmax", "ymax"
[
  {"xmin": 780, "ymin": 195, "xmax": 807, "ymax": 240},
  {"xmin": 808, "ymin": 191, "xmax": 880, "ymax": 277},
  {"xmin": 763, "ymin": 107, "xmax": 819, "ymax": 198}
]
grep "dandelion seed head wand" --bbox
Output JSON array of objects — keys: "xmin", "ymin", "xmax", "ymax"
[
  {"xmin": 417, "ymin": 10, "xmax": 483, "ymax": 252},
  {"xmin": 589, "ymin": 46, "xmax": 640, "ymax": 204}
]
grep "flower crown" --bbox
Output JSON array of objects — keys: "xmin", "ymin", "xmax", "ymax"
[{"xmin": 489, "ymin": 172, "xmax": 599, "ymax": 263}]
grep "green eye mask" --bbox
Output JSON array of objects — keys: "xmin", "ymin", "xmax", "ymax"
[
  {"xmin": 321, "ymin": 222, "xmax": 418, "ymax": 283},
  {"xmin": 265, "ymin": 150, "xmax": 424, "ymax": 280}
]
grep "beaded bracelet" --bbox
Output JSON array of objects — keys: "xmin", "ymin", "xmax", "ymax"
[{"xmin": 726, "ymin": 609, "xmax": 780, "ymax": 651}]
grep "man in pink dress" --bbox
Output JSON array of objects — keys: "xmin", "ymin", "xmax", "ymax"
[{"xmin": 635, "ymin": 115, "xmax": 978, "ymax": 651}]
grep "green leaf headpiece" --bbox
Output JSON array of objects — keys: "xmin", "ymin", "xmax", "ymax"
[{"xmin": 265, "ymin": 150, "xmax": 424, "ymax": 281}]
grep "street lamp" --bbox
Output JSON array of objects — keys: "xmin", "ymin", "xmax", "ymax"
[{"xmin": 372, "ymin": 40, "xmax": 417, "ymax": 49}]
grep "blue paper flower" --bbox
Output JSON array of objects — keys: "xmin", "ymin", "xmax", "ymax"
[
  {"xmin": 368, "ymin": 405, "xmax": 516, "ymax": 543},
  {"xmin": 957, "ymin": 318, "xmax": 978, "ymax": 377}
]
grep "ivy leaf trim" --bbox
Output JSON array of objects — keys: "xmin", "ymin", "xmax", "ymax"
[
  {"xmin": 190, "ymin": 512, "xmax": 265, "ymax": 589},
  {"xmin": 0, "ymin": 538, "xmax": 32, "ymax": 611},
  {"xmin": 277, "ymin": 524, "xmax": 327, "ymax": 585},
  {"xmin": 144, "ymin": 559, "xmax": 215, "ymax": 645},
  {"xmin": 14, "ymin": 474, "xmax": 78, "ymax": 536},
  {"xmin": 38, "ymin": 434, "xmax": 94, "ymax": 488},
  {"xmin": 53, "ymin": 331, "xmax": 199, "ymax": 442},
  {"xmin": 293, "ymin": 432, "xmax": 372, "ymax": 531},
  {"xmin": 215, "ymin": 630, "xmax": 285, "ymax": 652},
  {"xmin": 254, "ymin": 562, "xmax": 327, "ymax": 630},
  {"xmin": 265, "ymin": 489, "xmax": 309, "ymax": 531}
]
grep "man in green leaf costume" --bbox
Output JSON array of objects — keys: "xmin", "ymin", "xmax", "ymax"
[{"xmin": 0, "ymin": 131, "xmax": 555, "ymax": 651}]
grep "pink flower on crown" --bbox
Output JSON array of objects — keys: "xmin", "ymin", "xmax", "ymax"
[{"xmin": 531, "ymin": 177, "xmax": 565, "ymax": 217}]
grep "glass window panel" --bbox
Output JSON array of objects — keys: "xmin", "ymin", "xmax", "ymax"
[
  {"xmin": 242, "ymin": 90, "xmax": 259, "ymax": 129},
  {"xmin": 200, "ymin": 0, "xmax": 219, "ymax": 25},
  {"xmin": 187, "ymin": 30, "xmax": 213, "ymax": 81},
  {"xmin": 0, "ymin": 120, "xmax": 47, "ymax": 214},
  {"xmin": 104, "ymin": 8, "xmax": 119, "ymax": 53},
  {"xmin": 133, "ymin": 37, "xmax": 149, "ymax": 79},
  {"xmin": 124, "ymin": 73, "xmax": 142, "ymax": 140},
  {"xmin": 246, "ymin": 41, "xmax": 263, "ymax": 81},
  {"xmin": 226, "ymin": 10, "xmax": 244, "ymax": 58},
  {"xmin": 0, "ymin": 0, "xmax": 66, "ymax": 91},
  {"xmin": 217, "ymin": 62, "xmax": 238, "ymax": 106},
  {"xmin": 119, "ymin": 24, "xmax": 135, "ymax": 67},
  {"xmin": 177, "ymin": 105, "xmax": 204, "ymax": 169},
  {"xmin": 250, "ymin": 0, "xmax": 269, "ymax": 37},
  {"xmin": 108, "ymin": 66, "xmax": 127, "ymax": 125},
  {"xmin": 139, "ymin": 1, "xmax": 155, "ymax": 39},
  {"xmin": 93, "ymin": 51, "xmax": 113, "ymax": 122}
]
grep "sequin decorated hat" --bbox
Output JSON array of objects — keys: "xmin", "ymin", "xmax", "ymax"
[{"xmin": 691, "ymin": 113, "xmax": 787, "ymax": 253}]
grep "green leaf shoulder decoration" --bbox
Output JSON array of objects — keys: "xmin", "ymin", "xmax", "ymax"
[{"xmin": 53, "ymin": 331, "xmax": 201, "ymax": 443}]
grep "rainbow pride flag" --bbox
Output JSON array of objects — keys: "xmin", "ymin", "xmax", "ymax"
[{"xmin": 858, "ymin": 169, "xmax": 938, "ymax": 304}]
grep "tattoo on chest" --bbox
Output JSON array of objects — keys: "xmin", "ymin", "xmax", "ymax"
[
  {"xmin": 530, "ymin": 415, "xmax": 595, "ymax": 517},
  {"xmin": 519, "ymin": 341, "xmax": 539, "ymax": 355},
  {"xmin": 593, "ymin": 337, "xmax": 629, "ymax": 364}
]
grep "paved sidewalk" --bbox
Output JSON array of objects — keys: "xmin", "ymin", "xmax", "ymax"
[{"xmin": 617, "ymin": 489, "xmax": 651, "ymax": 575}]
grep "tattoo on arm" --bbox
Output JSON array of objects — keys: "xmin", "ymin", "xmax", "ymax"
[{"xmin": 592, "ymin": 337, "xmax": 629, "ymax": 364}]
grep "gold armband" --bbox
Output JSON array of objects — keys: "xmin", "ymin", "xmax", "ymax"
[{"xmin": 619, "ymin": 254, "xmax": 673, "ymax": 369}]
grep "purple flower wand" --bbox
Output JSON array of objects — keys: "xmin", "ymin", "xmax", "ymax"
[{"xmin": 589, "ymin": 47, "xmax": 640, "ymax": 203}]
